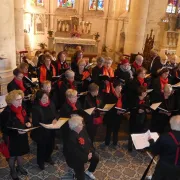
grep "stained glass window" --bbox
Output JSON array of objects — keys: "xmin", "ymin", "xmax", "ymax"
[
  {"xmin": 166, "ymin": 0, "xmax": 178, "ymax": 13},
  {"xmin": 58, "ymin": 0, "xmax": 75, "ymax": 8},
  {"xmin": 37, "ymin": 0, "xmax": 44, "ymax": 6},
  {"xmin": 89, "ymin": 0, "xmax": 104, "ymax": 11}
]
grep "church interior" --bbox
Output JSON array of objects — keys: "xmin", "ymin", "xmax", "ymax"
[{"xmin": 0, "ymin": 0, "xmax": 180, "ymax": 180}]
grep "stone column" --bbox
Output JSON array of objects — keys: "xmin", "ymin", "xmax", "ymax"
[
  {"xmin": 14, "ymin": 0, "xmax": 24, "ymax": 51},
  {"xmin": 124, "ymin": 0, "xmax": 149, "ymax": 54},
  {"xmin": 0, "ymin": 0, "xmax": 16, "ymax": 94}
]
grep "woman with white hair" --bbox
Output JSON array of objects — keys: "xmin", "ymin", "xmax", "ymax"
[
  {"xmin": 148, "ymin": 115, "xmax": 180, "ymax": 180},
  {"xmin": 151, "ymin": 84, "xmax": 178, "ymax": 134},
  {"xmin": 64, "ymin": 115, "xmax": 99, "ymax": 180},
  {"xmin": 57, "ymin": 69, "xmax": 77, "ymax": 108}
]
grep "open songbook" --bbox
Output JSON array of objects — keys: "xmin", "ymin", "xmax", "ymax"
[
  {"xmin": 131, "ymin": 130, "xmax": 159, "ymax": 150},
  {"xmin": 97, "ymin": 104, "xmax": 115, "ymax": 112},
  {"xmin": 150, "ymin": 102, "xmax": 161, "ymax": 110},
  {"xmin": 115, "ymin": 107, "xmax": 129, "ymax": 113},
  {"xmin": 146, "ymin": 89, "xmax": 153, "ymax": 93},
  {"xmin": 78, "ymin": 91, "xmax": 88, "ymax": 96},
  {"xmin": 8, "ymin": 127, "xmax": 39, "ymax": 132},
  {"xmin": 39, "ymin": 118, "xmax": 69, "ymax": 129},
  {"xmin": 84, "ymin": 107, "xmax": 96, "ymax": 115},
  {"xmin": 172, "ymin": 82, "xmax": 180, "ymax": 88}
]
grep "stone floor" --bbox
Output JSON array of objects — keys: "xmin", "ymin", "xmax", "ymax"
[{"xmin": 0, "ymin": 140, "xmax": 156, "ymax": 180}]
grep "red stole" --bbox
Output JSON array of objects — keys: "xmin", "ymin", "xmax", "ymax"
[
  {"xmin": 103, "ymin": 67, "xmax": 114, "ymax": 93},
  {"xmin": 160, "ymin": 77, "xmax": 168, "ymax": 92},
  {"xmin": 14, "ymin": 78, "xmax": 26, "ymax": 92},
  {"xmin": 68, "ymin": 80, "xmax": 75, "ymax": 90},
  {"xmin": 23, "ymin": 73, "xmax": 28, "ymax": 77},
  {"xmin": 113, "ymin": 90, "xmax": 122, "ymax": 108},
  {"xmin": 67, "ymin": 99, "xmax": 77, "ymax": 111},
  {"xmin": 57, "ymin": 61, "xmax": 69, "ymax": 72},
  {"xmin": 133, "ymin": 61, "xmax": 142, "ymax": 70},
  {"xmin": 10, "ymin": 105, "xmax": 26, "ymax": 124},
  {"xmin": 82, "ymin": 71, "xmax": 90, "ymax": 80},
  {"xmin": 138, "ymin": 77, "xmax": 147, "ymax": 87}
]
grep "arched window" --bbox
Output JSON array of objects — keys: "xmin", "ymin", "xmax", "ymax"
[
  {"xmin": 166, "ymin": 0, "xmax": 178, "ymax": 13},
  {"xmin": 58, "ymin": 0, "xmax": 75, "ymax": 8},
  {"xmin": 126, "ymin": 0, "xmax": 131, "ymax": 11},
  {"xmin": 89, "ymin": 0, "xmax": 104, "ymax": 11}
]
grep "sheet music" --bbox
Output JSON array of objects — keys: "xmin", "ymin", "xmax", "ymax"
[
  {"xmin": 84, "ymin": 107, "xmax": 96, "ymax": 115},
  {"xmin": 147, "ymin": 89, "xmax": 153, "ymax": 93},
  {"xmin": 115, "ymin": 107, "xmax": 127, "ymax": 111},
  {"xmin": 158, "ymin": 107, "xmax": 169, "ymax": 113},
  {"xmin": 40, "ymin": 118, "xmax": 69, "ymax": 129},
  {"xmin": 150, "ymin": 102, "xmax": 161, "ymax": 110},
  {"xmin": 31, "ymin": 78, "xmax": 38, "ymax": 83},
  {"xmin": 8, "ymin": 126, "xmax": 39, "ymax": 132},
  {"xmin": 78, "ymin": 91, "xmax": 88, "ymax": 96},
  {"xmin": 131, "ymin": 130, "xmax": 159, "ymax": 150},
  {"xmin": 172, "ymin": 82, "xmax": 180, "ymax": 88},
  {"xmin": 97, "ymin": 104, "xmax": 115, "ymax": 111},
  {"xmin": 145, "ymin": 74, "xmax": 151, "ymax": 78}
]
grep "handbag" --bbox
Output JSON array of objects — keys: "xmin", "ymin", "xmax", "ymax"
[{"xmin": 0, "ymin": 141, "xmax": 10, "ymax": 159}]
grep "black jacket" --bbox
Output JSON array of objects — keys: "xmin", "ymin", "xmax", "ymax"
[
  {"xmin": 64, "ymin": 128, "xmax": 94, "ymax": 168},
  {"xmin": 31, "ymin": 102, "xmax": 57, "ymax": 143},
  {"xmin": 0, "ymin": 106, "xmax": 29, "ymax": 156}
]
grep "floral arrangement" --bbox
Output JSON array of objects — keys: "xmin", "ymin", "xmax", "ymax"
[{"xmin": 70, "ymin": 29, "xmax": 81, "ymax": 38}]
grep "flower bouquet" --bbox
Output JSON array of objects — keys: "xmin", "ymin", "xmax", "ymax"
[{"xmin": 70, "ymin": 29, "xmax": 81, "ymax": 38}]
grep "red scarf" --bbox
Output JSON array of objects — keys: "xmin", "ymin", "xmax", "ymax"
[
  {"xmin": 10, "ymin": 105, "xmax": 26, "ymax": 124},
  {"xmin": 133, "ymin": 61, "xmax": 142, "ymax": 70},
  {"xmin": 67, "ymin": 99, "xmax": 77, "ymax": 111},
  {"xmin": 68, "ymin": 80, "xmax": 75, "ymax": 90},
  {"xmin": 113, "ymin": 89, "xmax": 122, "ymax": 108},
  {"xmin": 138, "ymin": 77, "xmax": 147, "ymax": 87},
  {"xmin": 160, "ymin": 77, "xmax": 168, "ymax": 92},
  {"xmin": 57, "ymin": 61, "xmax": 69, "ymax": 72},
  {"xmin": 139, "ymin": 100, "xmax": 145, "ymax": 105},
  {"xmin": 103, "ymin": 67, "xmax": 114, "ymax": 93},
  {"xmin": 39, "ymin": 99, "xmax": 50, "ymax": 107},
  {"xmin": 14, "ymin": 78, "xmax": 26, "ymax": 92}
]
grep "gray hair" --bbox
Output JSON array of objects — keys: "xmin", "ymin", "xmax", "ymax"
[
  {"xmin": 170, "ymin": 115, "xmax": 180, "ymax": 131},
  {"xmin": 65, "ymin": 69, "xmax": 75, "ymax": 78},
  {"xmin": 68, "ymin": 115, "xmax": 83, "ymax": 130}
]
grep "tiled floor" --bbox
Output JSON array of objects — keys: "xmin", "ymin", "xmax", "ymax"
[{"xmin": 0, "ymin": 140, "xmax": 155, "ymax": 180}]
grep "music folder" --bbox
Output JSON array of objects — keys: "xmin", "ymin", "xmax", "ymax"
[{"xmin": 8, "ymin": 126, "xmax": 39, "ymax": 132}]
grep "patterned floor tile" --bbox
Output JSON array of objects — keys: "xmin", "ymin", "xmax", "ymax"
[{"xmin": 0, "ymin": 140, "xmax": 155, "ymax": 180}]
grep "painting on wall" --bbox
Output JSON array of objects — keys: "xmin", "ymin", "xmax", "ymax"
[
  {"xmin": 34, "ymin": 14, "xmax": 45, "ymax": 34},
  {"xmin": 58, "ymin": 0, "xmax": 75, "ymax": 8}
]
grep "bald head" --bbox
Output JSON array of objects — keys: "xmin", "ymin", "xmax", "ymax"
[
  {"xmin": 170, "ymin": 115, "xmax": 180, "ymax": 131},
  {"xmin": 135, "ymin": 55, "xmax": 143, "ymax": 66}
]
